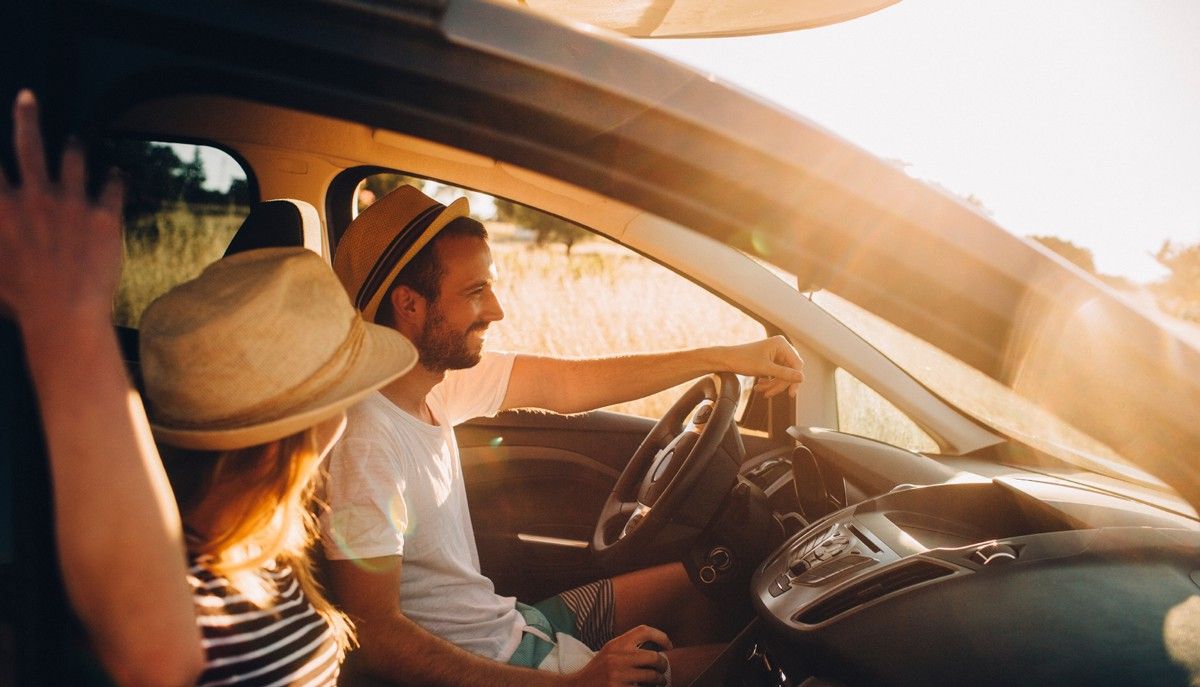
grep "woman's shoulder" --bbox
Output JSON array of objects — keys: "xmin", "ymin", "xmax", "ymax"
[
  {"xmin": 185, "ymin": 554, "xmax": 222, "ymax": 587},
  {"xmin": 185, "ymin": 555, "xmax": 292, "ymax": 593},
  {"xmin": 184, "ymin": 555, "xmax": 340, "ymax": 685}
]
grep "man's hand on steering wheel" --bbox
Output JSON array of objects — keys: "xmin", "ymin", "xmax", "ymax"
[
  {"xmin": 591, "ymin": 336, "xmax": 803, "ymax": 568},
  {"xmin": 721, "ymin": 335, "xmax": 805, "ymax": 399}
]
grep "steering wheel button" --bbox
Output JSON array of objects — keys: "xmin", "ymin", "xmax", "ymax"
[{"xmin": 649, "ymin": 450, "xmax": 674, "ymax": 482}]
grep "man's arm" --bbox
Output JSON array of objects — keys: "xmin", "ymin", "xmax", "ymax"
[
  {"xmin": 1, "ymin": 91, "xmax": 202, "ymax": 685},
  {"xmin": 326, "ymin": 557, "xmax": 670, "ymax": 687},
  {"xmin": 501, "ymin": 336, "xmax": 804, "ymax": 414}
]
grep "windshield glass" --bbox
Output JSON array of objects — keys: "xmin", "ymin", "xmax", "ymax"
[
  {"xmin": 643, "ymin": 5, "xmax": 1199, "ymax": 493},
  {"xmin": 809, "ymin": 287, "xmax": 1165, "ymax": 487}
]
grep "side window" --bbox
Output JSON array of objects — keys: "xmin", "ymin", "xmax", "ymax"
[
  {"xmin": 835, "ymin": 368, "xmax": 938, "ymax": 453},
  {"xmin": 98, "ymin": 139, "xmax": 252, "ymax": 327},
  {"xmin": 355, "ymin": 173, "xmax": 766, "ymax": 418}
]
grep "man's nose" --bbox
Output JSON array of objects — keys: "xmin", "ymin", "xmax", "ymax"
[{"xmin": 483, "ymin": 289, "xmax": 505, "ymax": 322}]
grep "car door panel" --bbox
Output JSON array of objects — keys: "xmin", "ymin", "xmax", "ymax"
[{"xmin": 458, "ymin": 410, "xmax": 654, "ymax": 600}]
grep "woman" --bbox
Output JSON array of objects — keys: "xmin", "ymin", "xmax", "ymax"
[{"xmin": 0, "ymin": 90, "xmax": 416, "ymax": 685}]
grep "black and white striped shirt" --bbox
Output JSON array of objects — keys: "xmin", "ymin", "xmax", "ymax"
[{"xmin": 187, "ymin": 557, "xmax": 340, "ymax": 686}]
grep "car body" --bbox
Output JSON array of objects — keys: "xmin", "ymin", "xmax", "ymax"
[{"xmin": 4, "ymin": 1, "xmax": 1200, "ymax": 685}]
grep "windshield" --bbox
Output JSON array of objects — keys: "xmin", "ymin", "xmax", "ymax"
[
  {"xmin": 641, "ymin": 4, "xmax": 1199, "ymax": 492},
  {"xmin": 807, "ymin": 288, "xmax": 1166, "ymax": 488}
]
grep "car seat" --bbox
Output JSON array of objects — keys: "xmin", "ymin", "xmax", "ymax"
[{"xmin": 223, "ymin": 198, "xmax": 324, "ymax": 257}]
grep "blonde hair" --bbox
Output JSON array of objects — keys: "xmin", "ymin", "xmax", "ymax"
[{"xmin": 162, "ymin": 429, "xmax": 354, "ymax": 656}]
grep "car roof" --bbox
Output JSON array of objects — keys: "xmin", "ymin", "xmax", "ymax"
[
  {"xmin": 488, "ymin": 0, "xmax": 901, "ymax": 38},
  {"xmin": 7, "ymin": 0, "xmax": 1200, "ymax": 508}
]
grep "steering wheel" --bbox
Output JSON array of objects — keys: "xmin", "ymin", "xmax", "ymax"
[{"xmin": 592, "ymin": 372, "xmax": 742, "ymax": 568}]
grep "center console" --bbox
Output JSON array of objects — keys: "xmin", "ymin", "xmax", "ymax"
[
  {"xmin": 745, "ymin": 475, "xmax": 1200, "ymax": 686},
  {"xmin": 754, "ymin": 478, "xmax": 1078, "ymax": 631}
]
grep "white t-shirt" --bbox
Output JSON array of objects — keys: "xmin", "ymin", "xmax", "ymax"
[{"xmin": 321, "ymin": 352, "xmax": 524, "ymax": 661}]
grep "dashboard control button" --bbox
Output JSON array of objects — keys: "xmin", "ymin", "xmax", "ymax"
[
  {"xmin": 794, "ymin": 555, "xmax": 873, "ymax": 586},
  {"xmin": 769, "ymin": 574, "xmax": 790, "ymax": 597},
  {"xmin": 707, "ymin": 546, "xmax": 733, "ymax": 571}
]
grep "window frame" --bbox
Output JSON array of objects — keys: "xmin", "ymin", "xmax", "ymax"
[
  {"xmin": 328, "ymin": 166, "xmax": 787, "ymax": 433},
  {"xmin": 99, "ymin": 133, "xmax": 258, "ymax": 330}
]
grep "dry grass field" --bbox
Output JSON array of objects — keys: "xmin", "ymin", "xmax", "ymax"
[
  {"xmin": 485, "ymin": 231, "xmax": 765, "ymax": 418},
  {"xmin": 115, "ymin": 205, "xmax": 246, "ymax": 327},
  {"xmin": 115, "ymin": 212, "xmax": 765, "ymax": 417}
]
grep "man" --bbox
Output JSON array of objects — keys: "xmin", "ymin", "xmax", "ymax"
[{"xmin": 322, "ymin": 186, "xmax": 805, "ymax": 687}]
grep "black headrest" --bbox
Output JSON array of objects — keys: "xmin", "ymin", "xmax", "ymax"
[{"xmin": 223, "ymin": 199, "xmax": 315, "ymax": 257}]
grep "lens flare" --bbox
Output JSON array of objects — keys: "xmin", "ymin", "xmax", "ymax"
[
  {"xmin": 391, "ymin": 493, "xmax": 417, "ymax": 538},
  {"xmin": 323, "ymin": 496, "xmax": 415, "ymax": 573},
  {"xmin": 750, "ymin": 230, "xmax": 773, "ymax": 256},
  {"xmin": 1164, "ymin": 596, "xmax": 1200, "ymax": 681}
]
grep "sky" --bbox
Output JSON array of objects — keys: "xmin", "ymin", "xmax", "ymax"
[
  {"xmin": 642, "ymin": 0, "xmax": 1200, "ymax": 283},
  {"xmin": 166, "ymin": 142, "xmax": 244, "ymax": 192}
]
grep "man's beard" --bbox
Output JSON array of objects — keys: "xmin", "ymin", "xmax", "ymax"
[{"xmin": 415, "ymin": 304, "xmax": 486, "ymax": 372}]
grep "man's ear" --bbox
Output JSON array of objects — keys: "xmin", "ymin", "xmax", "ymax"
[{"xmin": 388, "ymin": 284, "xmax": 425, "ymax": 325}]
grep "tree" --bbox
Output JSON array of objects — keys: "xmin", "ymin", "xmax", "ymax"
[
  {"xmin": 1152, "ymin": 240, "xmax": 1200, "ymax": 321},
  {"xmin": 1154, "ymin": 240, "xmax": 1200, "ymax": 289},
  {"xmin": 178, "ymin": 146, "xmax": 207, "ymax": 202},
  {"xmin": 359, "ymin": 173, "xmax": 427, "ymax": 212},
  {"xmin": 493, "ymin": 198, "xmax": 590, "ymax": 256},
  {"xmin": 1029, "ymin": 235, "xmax": 1136, "ymax": 290},
  {"xmin": 226, "ymin": 178, "xmax": 251, "ymax": 207},
  {"xmin": 91, "ymin": 140, "xmax": 184, "ymax": 218},
  {"xmin": 1030, "ymin": 235, "xmax": 1096, "ymax": 273}
]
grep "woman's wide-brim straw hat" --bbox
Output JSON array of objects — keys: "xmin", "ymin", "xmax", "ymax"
[
  {"xmin": 139, "ymin": 247, "xmax": 418, "ymax": 450},
  {"xmin": 333, "ymin": 185, "xmax": 469, "ymax": 322}
]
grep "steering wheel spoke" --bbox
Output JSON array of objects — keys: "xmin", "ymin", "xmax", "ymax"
[
  {"xmin": 591, "ymin": 373, "xmax": 743, "ymax": 568},
  {"xmin": 620, "ymin": 502, "xmax": 653, "ymax": 539}
]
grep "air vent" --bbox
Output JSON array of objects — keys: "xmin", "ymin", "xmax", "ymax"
[
  {"xmin": 846, "ymin": 524, "xmax": 881, "ymax": 553},
  {"xmin": 972, "ymin": 543, "xmax": 1018, "ymax": 566},
  {"xmin": 795, "ymin": 560, "xmax": 954, "ymax": 625}
]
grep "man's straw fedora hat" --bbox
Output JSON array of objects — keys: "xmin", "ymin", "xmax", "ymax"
[
  {"xmin": 139, "ymin": 247, "xmax": 418, "ymax": 450},
  {"xmin": 333, "ymin": 185, "xmax": 469, "ymax": 322}
]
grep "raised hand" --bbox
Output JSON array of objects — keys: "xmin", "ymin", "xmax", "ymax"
[
  {"xmin": 0, "ymin": 89, "xmax": 124, "ymax": 326},
  {"xmin": 0, "ymin": 89, "xmax": 203, "ymax": 686}
]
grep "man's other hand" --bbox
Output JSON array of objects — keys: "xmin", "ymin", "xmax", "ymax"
[{"xmin": 565, "ymin": 625, "xmax": 672, "ymax": 687}]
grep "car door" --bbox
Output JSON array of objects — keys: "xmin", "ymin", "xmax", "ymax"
[{"xmin": 458, "ymin": 410, "xmax": 653, "ymax": 601}]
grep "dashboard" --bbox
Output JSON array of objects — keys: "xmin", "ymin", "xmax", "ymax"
[{"xmin": 731, "ymin": 427, "xmax": 1200, "ymax": 686}]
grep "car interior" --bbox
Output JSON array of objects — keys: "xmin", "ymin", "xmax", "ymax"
[{"xmin": 5, "ymin": 1, "xmax": 1200, "ymax": 685}]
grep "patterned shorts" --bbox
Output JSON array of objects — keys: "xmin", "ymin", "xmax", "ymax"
[
  {"xmin": 508, "ymin": 578, "xmax": 615, "ymax": 667},
  {"xmin": 507, "ymin": 579, "xmax": 671, "ymax": 685}
]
